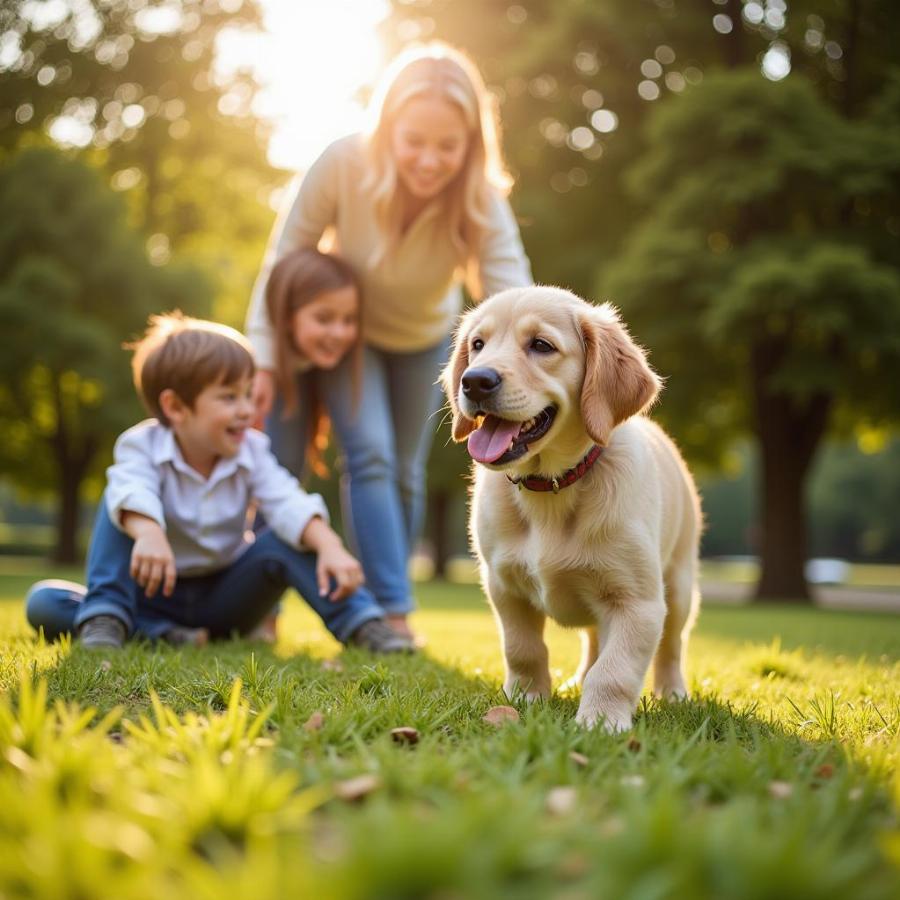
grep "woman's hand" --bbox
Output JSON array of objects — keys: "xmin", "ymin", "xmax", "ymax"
[{"xmin": 252, "ymin": 369, "xmax": 277, "ymax": 427}]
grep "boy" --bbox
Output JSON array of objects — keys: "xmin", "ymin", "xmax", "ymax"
[{"xmin": 25, "ymin": 313, "xmax": 412, "ymax": 653}]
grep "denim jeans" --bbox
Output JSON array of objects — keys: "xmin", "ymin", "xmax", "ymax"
[
  {"xmin": 25, "ymin": 499, "xmax": 383, "ymax": 643},
  {"xmin": 267, "ymin": 338, "xmax": 448, "ymax": 616}
]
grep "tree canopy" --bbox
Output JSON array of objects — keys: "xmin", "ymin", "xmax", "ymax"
[{"xmin": 1, "ymin": 0, "xmax": 282, "ymax": 326}]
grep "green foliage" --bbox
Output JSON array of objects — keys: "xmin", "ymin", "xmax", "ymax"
[
  {"xmin": 0, "ymin": 146, "xmax": 210, "ymax": 556},
  {"xmin": 0, "ymin": 567, "xmax": 899, "ymax": 897},
  {"xmin": 0, "ymin": 0, "xmax": 284, "ymax": 327},
  {"xmin": 606, "ymin": 70, "xmax": 900, "ymax": 455}
]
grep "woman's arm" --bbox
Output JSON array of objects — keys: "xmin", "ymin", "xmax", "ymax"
[
  {"xmin": 245, "ymin": 140, "xmax": 344, "ymax": 369},
  {"xmin": 471, "ymin": 192, "xmax": 534, "ymax": 300}
]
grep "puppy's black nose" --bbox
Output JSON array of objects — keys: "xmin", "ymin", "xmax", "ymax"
[{"xmin": 461, "ymin": 367, "xmax": 502, "ymax": 402}]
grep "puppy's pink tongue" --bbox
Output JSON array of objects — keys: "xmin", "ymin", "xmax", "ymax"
[{"xmin": 467, "ymin": 415, "xmax": 520, "ymax": 464}]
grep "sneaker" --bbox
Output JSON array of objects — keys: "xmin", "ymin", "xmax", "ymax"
[
  {"xmin": 162, "ymin": 625, "xmax": 209, "ymax": 647},
  {"xmin": 79, "ymin": 615, "xmax": 126, "ymax": 649},
  {"xmin": 348, "ymin": 618, "xmax": 415, "ymax": 654},
  {"xmin": 248, "ymin": 612, "xmax": 278, "ymax": 643}
]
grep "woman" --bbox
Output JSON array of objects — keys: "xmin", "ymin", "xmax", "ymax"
[{"xmin": 246, "ymin": 42, "xmax": 533, "ymax": 638}]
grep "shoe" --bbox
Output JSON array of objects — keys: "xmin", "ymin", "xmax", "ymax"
[
  {"xmin": 162, "ymin": 625, "xmax": 209, "ymax": 647},
  {"xmin": 385, "ymin": 613, "xmax": 426, "ymax": 648},
  {"xmin": 79, "ymin": 615, "xmax": 126, "ymax": 649},
  {"xmin": 347, "ymin": 618, "xmax": 415, "ymax": 654},
  {"xmin": 248, "ymin": 612, "xmax": 278, "ymax": 643}
]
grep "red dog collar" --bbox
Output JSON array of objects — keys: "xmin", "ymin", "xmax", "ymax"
[{"xmin": 506, "ymin": 445, "xmax": 604, "ymax": 493}]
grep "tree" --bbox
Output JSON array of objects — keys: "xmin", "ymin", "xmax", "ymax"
[
  {"xmin": 384, "ymin": 1, "xmax": 900, "ymax": 596},
  {"xmin": 604, "ymin": 70, "xmax": 900, "ymax": 600},
  {"xmin": 0, "ymin": 0, "xmax": 282, "ymax": 326},
  {"xmin": 0, "ymin": 147, "xmax": 210, "ymax": 561}
]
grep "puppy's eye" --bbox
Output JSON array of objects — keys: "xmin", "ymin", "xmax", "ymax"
[
  {"xmin": 471, "ymin": 338, "xmax": 484, "ymax": 352},
  {"xmin": 530, "ymin": 338, "xmax": 556, "ymax": 354}
]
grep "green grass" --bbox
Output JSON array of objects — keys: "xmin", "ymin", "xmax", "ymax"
[{"xmin": 1, "ymin": 559, "xmax": 899, "ymax": 899}]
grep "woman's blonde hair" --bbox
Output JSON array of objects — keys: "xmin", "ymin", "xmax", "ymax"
[
  {"xmin": 265, "ymin": 248, "xmax": 362, "ymax": 477},
  {"xmin": 363, "ymin": 42, "xmax": 512, "ymax": 290}
]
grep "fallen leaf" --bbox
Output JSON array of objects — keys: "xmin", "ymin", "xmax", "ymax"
[
  {"xmin": 545, "ymin": 786, "xmax": 577, "ymax": 815},
  {"xmin": 334, "ymin": 774, "xmax": 381, "ymax": 802},
  {"xmin": 558, "ymin": 851, "xmax": 589, "ymax": 879},
  {"xmin": 303, "ymin": 711, "xmax": 325, "ymax": 732},
  {"xmin": 627, "ymin": 737, "xmax": 642, "ymax": 752},
  {"xmin": 814, "ymin": 763, "xmax": 835, "ymax": 780},
  {"xmin": 483, "ymin": 705, "xmax": 520, "ymax": 726},
  {"xmin": 390, "ymin": 726, "xmax": 419, "ymax": 745},
  {"xmin": 568, "ymin": 751, "xmax": 589, "ymax": 768},
  {"xmin": 768, "ymin": 780, "xmax": 794, "ymax": 799},
  {"xmin": 321, "ymin": 658, "xmax": 344, "ymax": 673}
]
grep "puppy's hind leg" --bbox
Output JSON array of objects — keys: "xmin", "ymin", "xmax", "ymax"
[
  {"xmin": 654, "ymin": 566, "xmax": 698, "ymax": 700},
  {"xmin": 561, "ymin": 627, "xmax": 599, "ymax": 692}
]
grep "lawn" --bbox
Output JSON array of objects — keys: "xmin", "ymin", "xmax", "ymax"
[{"xmin": 1, "ymin": 558, "xmax": 898, "ymax": 899}]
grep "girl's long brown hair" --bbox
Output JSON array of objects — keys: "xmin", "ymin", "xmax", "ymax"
[{"xmin": 265, "ymin": 248, "xmax": 362, "ymax": 477}]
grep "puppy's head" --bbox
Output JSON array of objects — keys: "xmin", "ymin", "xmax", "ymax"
[{"xmin": 441, "ymin": 286, "xmax": 660, "ymax": 469}]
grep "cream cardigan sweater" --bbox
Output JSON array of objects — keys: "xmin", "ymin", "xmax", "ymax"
[{"xmin": 245, "ymin": 134, "xmax": 533, "ymax": 368}]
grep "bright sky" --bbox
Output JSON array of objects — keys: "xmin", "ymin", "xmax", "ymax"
[{"xmin": 217, "ymin": 0, "xmax": 391, "ymax": 170}]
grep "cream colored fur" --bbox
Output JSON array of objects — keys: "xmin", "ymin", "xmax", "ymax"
[{"xmin": 442, "ymin": 286, "xmax": 701, "ymax": 731}]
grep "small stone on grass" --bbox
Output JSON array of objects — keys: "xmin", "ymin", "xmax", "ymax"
[{"xmin": 483, "ymin": 705, "xmax": 519, "ymax": 726}]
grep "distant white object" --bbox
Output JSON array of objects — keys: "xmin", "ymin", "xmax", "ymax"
[{"xmin": 805, "ymin": 558, "xmax": 849, "ymax": 585}]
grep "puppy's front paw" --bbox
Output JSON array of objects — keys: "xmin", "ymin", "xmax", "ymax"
[
  {"xmin": 503, "ymin": 676, "xmax": 550, "ymax": 704},
  {"xmin": 575, "ymin": 699, "xmax": 633, "ymax": 733}
]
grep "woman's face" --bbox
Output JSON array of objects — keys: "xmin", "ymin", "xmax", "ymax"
[
  {"xmin": 291, "ymin": 285, "xmax": 359, "ymax": 370},
  {"xmin": 390, "ymin": 96, "xmax": 470, "ymax": 201}
]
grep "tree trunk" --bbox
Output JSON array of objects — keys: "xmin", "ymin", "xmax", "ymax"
[
  {"xmin": 429, "ymin": 490, "xmax": 451, "ymax": 580},
  {"xmin": 54, "ymin": 457, "xmax": 84, "ymax": 564},
  {"xmin": 723, "ymin": 0, "xmax": 748, "ymax": 68},
  {"xmin": 750, "ymin": 339, "xmax": 832, "ymax": 602},
  {"xmin": 50, "ymin": 377, "xmax": 98, "ymax": 563}
]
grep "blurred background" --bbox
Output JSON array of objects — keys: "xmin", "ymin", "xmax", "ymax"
[{"xmin": 1, "ymin": 0, "xmax": 898, "ymax": 605}]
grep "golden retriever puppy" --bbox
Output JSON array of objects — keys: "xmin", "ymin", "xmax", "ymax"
[{"xmin": 442, "ymin": 286, "xmax": 701, "ymax": 731}]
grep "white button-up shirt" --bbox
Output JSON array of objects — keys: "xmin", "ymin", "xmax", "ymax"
[{"xmin": 105, "ymin": 420, "xmax": 328, "ymax": 576}]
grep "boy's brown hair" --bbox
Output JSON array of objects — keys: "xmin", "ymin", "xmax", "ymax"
[
  {"xmin": 265, "ymin": 248, "xmax": 362, "ymax": 476},
  {"xmin": 129, "ymin": 312, "xmax": 256, "ymax": 426}
]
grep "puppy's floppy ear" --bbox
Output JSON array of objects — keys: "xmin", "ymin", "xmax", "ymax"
[
  {"xmin": 440, "ymin": 318, "xmax": 476, "ymax": 441},
  {"xmin": 580, "ymin": 305, "xmax": 661, "ymax": 446}
]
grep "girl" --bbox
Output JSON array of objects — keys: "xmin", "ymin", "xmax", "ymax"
[
  {"xmin": 246, "ymin": 42, "xmax": 533, "ymax": 640},
  {"xmin": 252, "ymin": 247, "xmax": 362, "ymax": 641},
  {"xmin": 265, "ymin": 247, "xmax": 362, "ymax": 479}
]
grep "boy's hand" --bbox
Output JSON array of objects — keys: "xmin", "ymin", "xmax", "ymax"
[
  {"xmin": 316, "ymin": 543, "xmax": 364, "ymax": 602},
  {"xmin": 301, "ymin": 517, "xmax": 364, "ymax": 602},
  {"xmin": 122, "ymin": 512, "xmax": 176, "ymax": 598}
]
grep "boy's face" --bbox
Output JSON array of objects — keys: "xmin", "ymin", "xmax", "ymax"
[{"xmin": 171, "ymin": 374, "xmax": 255, "ymax": 467}]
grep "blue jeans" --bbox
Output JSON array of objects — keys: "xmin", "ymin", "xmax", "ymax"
[
  {"xmin": 267, "ymin": 339, "xmax": 448, "ymax": 616},
  {"xmin": 25, "ymin": 500, "xmax": 383, "ymax": 643}
]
